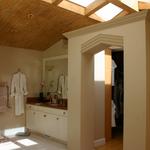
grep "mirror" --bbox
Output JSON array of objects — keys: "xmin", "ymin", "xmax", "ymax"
[{"xmin": 42, "ymin": 55, "xmax": 68, "ymax": 100}]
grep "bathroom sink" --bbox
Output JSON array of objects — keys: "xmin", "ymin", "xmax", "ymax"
[
  {"xmin": 49, "ymin": 103, "xmax": 58, "ymax": 106},
  {"xmin": 35, "ymin": 103, "xmax": 43, "ymax": 106}
]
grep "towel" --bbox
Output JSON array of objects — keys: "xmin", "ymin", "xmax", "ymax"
[
  {"xmin": 11, "ymin": 72, "xmax": 28, "ymax": 116},
  {"xmin": 0, "ymin": 83, "xmax": 8, "ymax": 112}
]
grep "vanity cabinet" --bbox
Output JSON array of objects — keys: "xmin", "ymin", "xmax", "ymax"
[{"xmin": 26, "ymin": 104, "xmax": 67, "ymax": 142}]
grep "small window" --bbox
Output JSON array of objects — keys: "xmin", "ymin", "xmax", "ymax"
[
  {"xmin": 94, "ymin": 51, "xmax": 105, "ymax": 81},
  {"xmin": 69, "ymin": 0, "xmax": 95, "ymax": 7}
]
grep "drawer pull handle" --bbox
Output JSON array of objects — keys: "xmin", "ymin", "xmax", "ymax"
[
  {"xmin": 56, "ymin": 118, "xmax": 59, "ymax": 120},
  {"xmin": 44, "ymin": 115, "xmax": 47, "ymax": 117},
  {"xmin": 63, "ymin": 112, "xmax": 66, "ymax": 115}
]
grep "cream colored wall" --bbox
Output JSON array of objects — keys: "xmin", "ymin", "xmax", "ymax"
[
  {"xmin": 94, "ymin": 82, "xmax": 105, "ymax": 140},
  {"xmin": 68, "ymin": 39, "xmax": 82, "ymax": 150},
  {"xmin": 146, "ymin": 14, "xmax": 150, "ymax": 150},
  {"xmin": 94, "ymin": 52, "xmax": 105, "ymax": 140},
  {"xmin": 43, "ymin": 39, "xmax": 68, "ymax": 58},
  {"xmin": 67, "ymin": 19, "xmax": 147, "ymax": 150},
  {"xmin": 0, "ymin": 46, "xmax": 42, "ymax": 132}
]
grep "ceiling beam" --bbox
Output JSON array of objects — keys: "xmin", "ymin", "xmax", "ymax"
[
  {"xmin": 85, "ymin": 0, "xmax": 109, "ymax": 16},
  {"xmin": 53, "ymin": 0, "xmax": 64, "ymax": 5},
  {"xmin": 107, "ymin": 0, "xmax": 137, "ymax": 13},
  {"xmin": 89, "ymin": 14, "xmax": 103, "ymax": 22},
  {"xmin": 58, "ymin": 0, "xmax": 85, "ymax": 15},
  {"xmin": 138, "ymin": 1, "xmax": 150, "ymax": 10},
  {"xmin": 113, "ymin": 10, "xmax": 129, "ymax": 19}
]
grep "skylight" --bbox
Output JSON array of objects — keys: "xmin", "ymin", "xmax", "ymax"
[
  {"xmin": 94, "ymin": 51, "xmax": 105, "ymax": 81},
  {"xmin": 95, "ymin": 3, "xmax": 123, "ymax": 21},
  {"xmin": 69, "ymin": 0, "xmax": 95, "ymax": 7}
]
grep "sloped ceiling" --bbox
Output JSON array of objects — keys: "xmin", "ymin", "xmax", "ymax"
[
  {"xmin": 0, "ymin": 0, "xmax": 149, "ymax": 51},
  {"xmin": 0, "ymin": 0, "xmax": 98, "ymax": 50}
]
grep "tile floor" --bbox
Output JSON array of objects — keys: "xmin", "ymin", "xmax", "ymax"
[
  {"xmin": 0, "ymin": 133, "xmax": 67, "ymax": 150},
  {"xmin": 0, "ymin": 132, "xmax": 123, "ymax": 150}
]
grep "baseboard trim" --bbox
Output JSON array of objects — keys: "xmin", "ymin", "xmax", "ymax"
[{"xmin": 94, "ymin": 138, "xmax": 105, "ymax": 147}]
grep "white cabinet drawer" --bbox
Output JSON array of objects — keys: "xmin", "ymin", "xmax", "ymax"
[
  {"xmin": 26, "ymin": 104, "xmax": 68, "ymax": 117},
  {"xmin": 26, "ymin": 104, "xmax": 68, "ymax": 143}
]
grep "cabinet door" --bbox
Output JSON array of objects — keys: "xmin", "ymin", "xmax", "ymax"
[
  {"xmin": 34, "ymin": 111, "xmax": 46, "ymax": 134},
  {"xmin": 58, "ymin": 117, "xmax": 68, "ymax": 142},
  {"xmin": 26, "ymin": 107, "xmax": 68, "ymax": 142},
  {"xmin": 26, "ymin": 109, "xmax": 36, "ymax": 130},
  {"xmin": 26, "ymin": 109, "xmax": 45, "ymax": 134},
  {"xmin": 45, "ymin": 114, "xmax": 59, "ymax": 139}
]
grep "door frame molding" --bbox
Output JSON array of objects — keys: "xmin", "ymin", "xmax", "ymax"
[
  {"xmin": 104, "ymin": 49, "xmax": 112, "ymax": 141},
  {"xmin": 81, "ymin": 33, "xmax": 123, "ymax": 142}
]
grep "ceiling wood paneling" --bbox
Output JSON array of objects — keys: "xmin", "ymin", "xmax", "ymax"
[
  {"xmin": 0, "ymin": 0, "xmax": 98, "ymax": 50},
  {"xmin": 0, "ymin": 0, "xmax": 149, "ymax": 51}
]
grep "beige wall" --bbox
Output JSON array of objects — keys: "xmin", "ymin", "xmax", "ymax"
[
  {"xmin": 43, "ymin": 39, "xmax": 68, "ymax": 96},
  {"xmin": 0, "ymin": 38, "xmax": 68, "ymax": 134},
  {"xmin": 94, "ymin": 51, "xmax": 105, "ymax": 140},
  {"xmin": 94, "ymin": 82, "xmax": 105, "ymax": 140},
  {"xmin": 67, "ymin": 17, "xmax": 147, "ymax": 150},
  {"xmin": 43, "ymin": 39, "xmax": 68, "ymax": 58},
  {"xmin": 0, "ymin": 46, "xmax": 42, "ymax": 132},
  {"xmin": 146, "ymin": 13, "xmax": 150, "ymax": 150}
]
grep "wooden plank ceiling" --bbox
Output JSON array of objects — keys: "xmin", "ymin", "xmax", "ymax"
[
  {"xmin": 0, "ymin": 0, "xmax": 149, "ymax": 51},
  {"xmin": 0, "ymin": 0, "xmax": 98, "ymax": 50}
]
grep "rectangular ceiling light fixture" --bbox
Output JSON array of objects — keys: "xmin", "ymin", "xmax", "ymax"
[
  {"xmin": 69, "ymin": 0, "xmax": 95, "ymax": 7},
  {"xmin": 95, "ymin": 3, "xmax": 123, "ymax": 21}
]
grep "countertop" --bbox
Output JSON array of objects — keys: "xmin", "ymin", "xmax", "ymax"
[{"xmin": 27, "ymin": 97, "xmax": 67, "ymax": 110}]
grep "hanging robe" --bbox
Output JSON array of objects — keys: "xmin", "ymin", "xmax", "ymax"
[
  {"xmin": 112, "ymin": 60, "xmax": 117, "ymax": 86},
  {"xmin": 11, "ymin": 72, "xmax": 28, "ymax": 116},
  {"xmin": 57, "ymin": 75, "xmax": 68, "ymax": 99},
  {"xmin": 112, "ymin": 100, "xmax": 116, "ymax": 127}
]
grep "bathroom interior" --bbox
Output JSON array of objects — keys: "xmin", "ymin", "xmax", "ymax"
[
  {"xmin": 0, "ymin": 43, "xmax": 68, "ymax": 150},
  {"xmin": 0, "ymin": 1, "xmax": 150, "ymax": 150}
]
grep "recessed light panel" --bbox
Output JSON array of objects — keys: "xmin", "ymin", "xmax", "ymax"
[
  {"xmin": 69, "ymin": 0, "xmax": 95, "ymax": 7},
  {"xmin": 95, "ymin": 3, "xmax": 123, "ymax": 21}
]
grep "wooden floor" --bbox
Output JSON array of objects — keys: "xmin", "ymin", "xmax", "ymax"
[{"xmin": 96, "ymin": 136, "xmax": 123, "ymax": 150}]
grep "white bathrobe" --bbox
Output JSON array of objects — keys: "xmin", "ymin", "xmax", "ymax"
[
  {"xmin": 57, "ymin": 75, "xmax": 68, "ymax": 99},
  {"xmin": 11, "ymin": 72, "xmax": 28, "ymax": 116}
]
